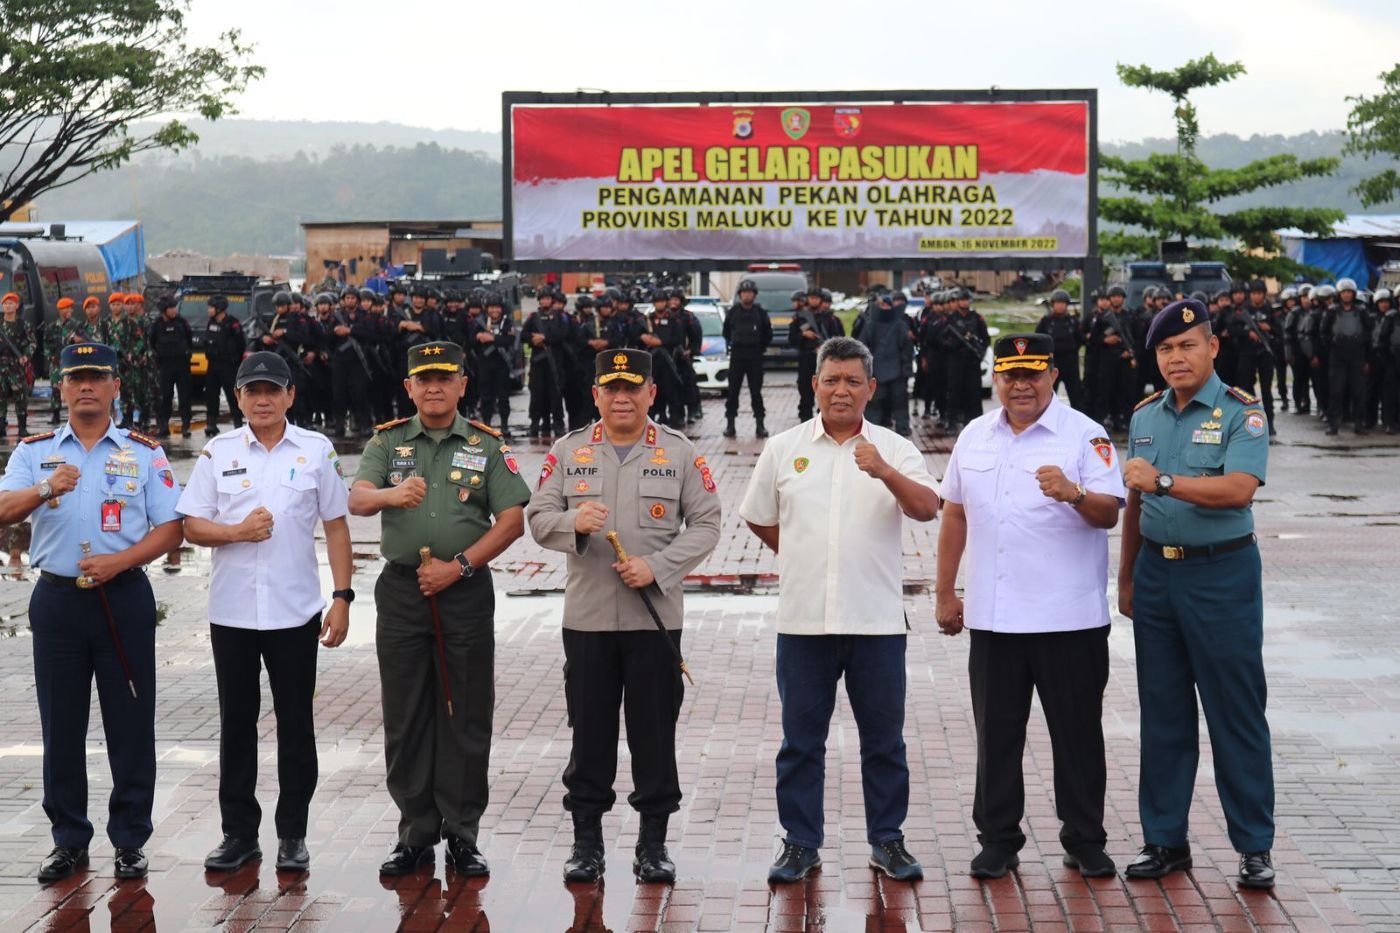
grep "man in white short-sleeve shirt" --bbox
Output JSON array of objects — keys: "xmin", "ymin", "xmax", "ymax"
[
  {"xmin": 936, "ymin": 332, "xmax": 1126, "ymax": 882},
  {"xmin": 740, "ymin": 337, "xmax": 940, "ymax": 885},
  {"xmin": 177, "ymin": 352, "xmax": 354, "ymax": 874}
]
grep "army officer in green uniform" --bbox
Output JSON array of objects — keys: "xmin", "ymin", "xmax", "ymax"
[
  {"xmin": 1118, "ymin": 299, "xmax": 1275, "ymax": 890},
  {"xmin": 349, "ymin": 341, "xmax": 531, "ymax": 877}
]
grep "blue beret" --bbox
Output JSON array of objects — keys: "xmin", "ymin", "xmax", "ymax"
[
  {"xmin": 59, "ymin": 342, "xmax": 118, "ymax": 376},
  {"xmin": 1145, "ymin": 299, "xmax": 1210, "ymax": 350}
]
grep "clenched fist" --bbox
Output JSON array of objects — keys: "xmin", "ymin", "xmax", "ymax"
[
  {"xmin": 1034, "ymin": 465, "xmax": 1078, "ymax": 502},
  {"xmin": 239, "ymin": 507, "xmax": 275, "ymax": 542},
  {"xmin": 45, "ymin": 464, "xmax": 81, "ymax": 498},
  {"xmin": 854, "ymin": 441, "xmax": 891, "ymax": 480},
  {"xmin": 390, "ymin": 476, "xmax": 427, "ymax": 509},
  {"xmin": 574, "ymin": 500, "xmax": 610, "ymax": 535}
]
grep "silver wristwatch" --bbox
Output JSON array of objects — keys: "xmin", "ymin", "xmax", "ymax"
[{"xmin": 37, "ymin": 479, "xmax": 53, "ymax": 501}]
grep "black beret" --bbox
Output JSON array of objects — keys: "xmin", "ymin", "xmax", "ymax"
[{"xmin": 1145, "ymin": 299, "xmax": 1210, "ymax": 350}]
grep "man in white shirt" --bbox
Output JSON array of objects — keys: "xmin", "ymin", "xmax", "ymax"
[
  {"xmin": 740, "ymin": 337, "xmax": 940, "ymax": 884},
  {"xmin": 177, "ymin": 352, "xmax": 354, "ymax": 873},
  {"xmin": 936, "ymin": 333, "xmax": 1126, "ymax": 881}
]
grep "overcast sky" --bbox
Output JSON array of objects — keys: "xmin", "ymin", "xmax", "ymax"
[{"xmin": 187, "ymin": 0, "xmax": 1398, "ymax": 142}]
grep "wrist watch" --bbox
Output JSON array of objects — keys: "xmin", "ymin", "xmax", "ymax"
[
  {"xmin": 1070, "ymin": 483, "xmax": 1088, "ymax": 507},
  {"xmin": 331, "ymin": 588, "xmax": 355, "ymax": 604},
  {"xmin": 455, "ymin": 554, "xmax": 475, "ymax": 578},
  {"xmin": 1154, "ymin": 473, "xmax": 1175, "ymax": 496},
  {"xmin": 37, "ymin": 479, "xmax": 53, "ymax": 500}
]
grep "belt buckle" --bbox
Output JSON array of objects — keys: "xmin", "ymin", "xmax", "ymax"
[{"xmin": 1162, "ymin": 545, "xmax": 1185, "ymax": 560}]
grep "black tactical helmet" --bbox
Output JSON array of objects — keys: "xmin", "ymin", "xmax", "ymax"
[
  {"xmin": 272, "ymin": 290, "xmax": 292, "ymax": 306},
  {"xmin": 602, "ymin": 287, "xmax": 623, "ymax": 304},
  {"xmin": 956, "ymin": 287, "xmax": 971, "ymax": 300},
  {"xmin": 1211, "ymin": 289, "xmax": 1230, "ymax": 303},
  {"xmin": 388, "ymin": 282, "xmax": 406, "ymax": 295},
  {"xmin": 483, "ymin": 291, "xmax": 504, "ymax": 308},
  {"xmin": 1248, "ymin": 279, "xmax": 1267, "ymax": 293},
  {"xmin": 806, "ymin": 285, "xmax": 823, "ymax": 298},
  {"xmin": 358, "ymin": 287, "xmax": 376, "ymax": 302},
  {"xmin": 791, "ymin": 289, "xmax": 807, "ymax": 303},
  {"xmin": 371, "ymin": 293, "xmax": 386, "ymax": 307},
  {"xmin": 314, "ymin": 292, "xmax": 334, "ymax": 306},
  {"xmin": 1106, "ymin": 284, "xmax": 1127, "ymax": 299},
  {"xmin": 443, "ymin": 289, "xmax": 463, "ymax": 303},
  {"xmin": 576, "ymin": 294, "xmax": 594, "ymax": 310},
  {"xmin": 207, "ymin": 295, "xmax": 229, "ymax": 312},
  {"xmin": 1230, "ymin": 280, "xmax": 1246, "ymax": 293},
  {"xmin": 1049, "ymin": 288, "xmax": 1071, "ymax": 303},
  {"xmin": 890, "ymin": 291, "xmax": 907, "ymax": 304},
  {"xmin": 737, "ymin": 279, "xmax": 757, "ymax": 294},
  {"xmin": 292, "ymin": 293, "xmax": 309, "ymax": 308},
  {"xmin": 666, "ymin": 287, "xmax": 684, "ymax": 301},
  {"xmin": 466, "ymin": 288, "xmax": 485, "ymax": 307},
  {"xmin": 819, "ymin": 288, "xmax": 833, "ymax": 302},
  {"xmin": 1189, "ymin": 290, "xmax": 1208, "ymax": 303},
  {"xmin": 1142, "ymin": 285, "xmax": 1160, "ymax": 301},
  {"xmin": 648, "ymin": 288, "xmax": 667, "ymax": 304}
]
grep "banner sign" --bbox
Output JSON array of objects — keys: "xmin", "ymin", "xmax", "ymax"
[{"xmin": 509, "ymin": 100, "xmax": 1090, "ymax": 262}]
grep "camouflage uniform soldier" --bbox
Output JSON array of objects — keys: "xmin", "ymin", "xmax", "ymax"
[
  {"xmin": 0, "ymin": 293, "xmax": 37, "ymax": 436},
  {"xmin": 105, "ymin": 295, "xmax": 139, "ymax": 427},
  {"xmin": 44, "ymin": 298, "xmax": 78, "ymax": 423},
  {"xmin": 125, "ymin": 295, "xmax": 155, "ymax": 431}
]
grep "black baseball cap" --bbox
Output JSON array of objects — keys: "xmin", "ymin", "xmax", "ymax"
[{"xmin": 235, "ymin": 351, "xmax": 292, "ymax": 389}]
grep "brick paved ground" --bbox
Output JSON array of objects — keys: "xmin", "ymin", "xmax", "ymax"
[{"xmin": 0, "ymin": 383, "xmax": 1395, "ymax": 931}]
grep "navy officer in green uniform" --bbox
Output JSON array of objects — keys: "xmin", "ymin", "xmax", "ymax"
[
  {"xmin": 348, "ymin": 340, "xmax": 532, "ymax": 877},
  {"xmin": 1117, "ymin": 298, "xmax": 1275, "ymax": 890}
]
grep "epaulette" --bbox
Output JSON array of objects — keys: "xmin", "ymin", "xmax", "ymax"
[
  {"xmin": 1227, "ymin": 386, "xmax": 1258, "ymax": 405},
  {"xmin": 125, "ymin": 429, "xmax": 161, "ymax": 448},
  {"xmin": 1134, "ymin": 390, "xmax": 1164, "ymax": 412},
  {"xmin": 466, "ymin": 419, "xmax": 502, "ymax": 439},
  {"xmin": 20, "ymin": 431, "xmax": 55, "ymax": 444},
  {"xmin": 374, "ymin": 417, "xmax": 411, "ymax": 433}
]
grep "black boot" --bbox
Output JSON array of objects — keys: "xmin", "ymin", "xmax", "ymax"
[
  {"xmin": 755, "ymin": 417, "xmax": 769, "ymax": 439},
  {"xmin": 563, "ymin": 814, "xmax": 605, "ymax": 883},
  {"xmin": 723, "ymin": 418, "xmax": 736, "ymax": 438},
  {"xmin": 633, "ymin": 814, "xmax": 676, "ymax": 884}
]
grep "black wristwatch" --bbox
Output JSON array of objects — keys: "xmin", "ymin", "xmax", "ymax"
[
  {"xmin": 331, "ymin": 588, "xmax": 355, "ymax": 604},
  {"xmin": 455, "ymin": 553, "xmax": 475, "ymax": 578},
  {"xmin": 1153, "ymin": 473, "xmax": 1175, "ymax": 497}
]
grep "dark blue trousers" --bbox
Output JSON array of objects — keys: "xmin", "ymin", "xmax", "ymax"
[
  {"xmin": 30, "ymin": 571, "xmax": 157, "ymax": 849},
  {"xmin": 1132, "ymin": 542, "xmax": 1275, "ymax": 853},
  {"xmin": 775, "ymin": 634, "xmax": 909, "ymax": 849}
]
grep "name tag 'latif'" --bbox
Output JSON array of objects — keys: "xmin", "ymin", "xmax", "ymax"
[{"xmin": 1191, "ymin": 429, "xmax": 1223, "ymax": 445}]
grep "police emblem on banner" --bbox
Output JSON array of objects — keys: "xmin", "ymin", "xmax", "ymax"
[
  {"xmin": 833, "ymin": 108, "xmax": 861, "ymax": 138},
  {"xmin": 732, "ymin": 109, "xmax": 754, "ymax": 139},
  {"xmin": 781, "ymin": 108, "xmax": 810, "ymax": 141}
]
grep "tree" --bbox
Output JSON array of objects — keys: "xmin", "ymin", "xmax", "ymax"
[
  {"xmin": 1344, "ymin": 63, "xmax": 1400, "ymax": 207},
  {"xmin": 1099, "ymin": 54, "xmax": 1343, "ymax": 281},
  {"xmin": 0, "ymin": 0, "xmax": 263, "ymax": 220}
]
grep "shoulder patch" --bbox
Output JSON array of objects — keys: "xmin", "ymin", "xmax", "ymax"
[
  {"xmin": 20, "ymin": 431, "xmax": 55, "ymax": 444},
  {"xmin": 1227, "ymin": 386, "xmax": 1258, "ymax": 405},
  {"xmin": 466, "ymin": 419, "xmax": 502, "ymax": 439},
  {"xmin": 200, "ymin": 449, "xmax": 212, "ymax": 458},
  {"xmin": 375, "ymin": 417, "xmax": 411, "ymax": 433},
  {"xmin": 125, "ymin": 429, "xmax": 160, "ymax": 449},
  {"xmin": 1134, "ymin": 390, "xmax": 1164, "ymax": 412}
]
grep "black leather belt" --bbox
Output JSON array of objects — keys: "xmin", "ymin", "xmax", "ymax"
[
  {"xmin": 384, "ymin": 561, "xmax": 419, "ymax": 578},
  {"xmin": 1142, "ymin": 533, "xmax": 1256, "ymax": 561},
  {"xmin": 39, "ymin": 568, "xmax": 143, "ymax": 587}
]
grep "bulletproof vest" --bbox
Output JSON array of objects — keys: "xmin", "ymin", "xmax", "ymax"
[
  {"xmin": 730, "ymin": 305, "xmax": 762, "ymax": 346},
  {"xmin": 152, "ymin": 318, "xmax": 187, "ymax": 356},
  {"xmin": 1044, "ymin": 314, "xmax": 1077, "ymax": 351},
  {"xmin": 1389, "ymin": 311, "xmax": 1400, "ymax": 353},
  {"xmin": 1333, "ymin": 308, "xmax": 1363, "ymax": 342}
]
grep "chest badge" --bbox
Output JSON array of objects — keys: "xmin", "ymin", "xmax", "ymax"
[
  {"xmin": 469, "ymin": 475, "xmax": 482, "ymax": 487},
  {"xmin": 794, "ymin": 457, "xmax": 810, "ymax": 473},
  {"xmin": 572, "ymin": 446, "xmax": 594, "ymax": 464},
  {"xmin": 395, "ymin": 446, "xmax": 414, "ymax": 458},
  {"xmin": 575, "ymin": 479, "xmax": 590, "ymax": 493},
  {"xmin": 467, "ymin": 434, "xmax": 481, "ymax": 445},
  {"xmin": 450, "ymin": 470, "xmax": 463, "ymax": 481},
  {"xmin": 650, "ymin": 502, "xmax": 666, "ymax": 520},
  {"xmin": 650, "ymin": 447, "xmax": 670, "ymax": 465}
]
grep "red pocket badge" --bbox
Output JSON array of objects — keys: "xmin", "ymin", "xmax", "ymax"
[{"xmin": 101, "ymin": 499, "xmax": 122, "ymax": 533}]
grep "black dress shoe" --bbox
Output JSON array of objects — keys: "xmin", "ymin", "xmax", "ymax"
[
  {"xmin": 276, "ymin": 838, "xmax": 310, "ymax": 872},
  {"xmin": 1238, "ymin": 851, "xmax": 1275, "ymax": 889},
  {"xmin": 204, "ymin": 835, "xmax": 261, "ymax": 871},
  {"xmin": 445, "ymin": 836, "xmax": 489, "ymax": 877},
  {"xmin": 633, "ymin": 842, "xmax": 676, "ymax": 884},
  {"xmin": 37, "ymin": 846, "xmax": 88, "ymax": 882},
  {"xmin": 767, "ymin": 842, "xmax": 820, "ymax": 884},
  {"xmin": 1124, "ymin": 844, "xmax": 1192, "ymax": 880},
  {"xmin": 114, "ymin": 847, "xmax": 148, "ymax": 879},
  {"xmin": 379, "ymin": 843, "xmax": 434, "ymax": 876},
  {"xmin": 970, "ymin": 845, "xmax": 1019, "ymax": 879},
  {"xmin": 563, "ymin": 839, "xmax": 605, "ymax": 883},
  {"xmin": 870, "ymin": 839, "xmax": 923, "ymax": 881},
  {"xmin": 1063, "ymin": 845, "xmax": 1117, "ymax": 878}
]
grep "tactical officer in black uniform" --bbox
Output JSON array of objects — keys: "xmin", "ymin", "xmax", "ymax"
[
  {"xmin": 788, "ymin": 285, "xmax": 840, "ymax": 424},
  {"xmin": 440, "ymin": 289, "xmax": 480, "ymax": 417},
  {"xmin": 394, "ymin": 287, "xmax": 443, "ymax": 417},
  {"xmin": 1089, "ymin": 289, "xmax": 1136, "ymax": 432},
  {"xmin": 1229, "ymin": 280, "xmax": 1281, "ymax": 436},
  {"xmin": 1375, "ymin": 289, "xmax": 1400, "ymax": 433},
  {"xmin": 325, "ymin": 289, "xmax": 374, "ymax": 438},
  {"xmin": 474, "ymin": 293, "xmax": 516, "ymax": 437},
  {"xmin": 521, "ymin": 288, "xmax": 574, "ymax": 437},
  {"xmin": 1035, "ymin": 288, "xmax": 1084, "ymax": 409},
  {"xmin": 1323, "ymin": 278, "xmax": 1373, "ymax": 435},
  {"xmin": 643, "ymin": 291, "xmax": 688, "ymax": 428},
  {"xmin": 941, "ymin": 289, "xmax": 989, "ymax": 432},
  {"xmin": 258, "ymin": 291, "xmax": 316, "ymax": 427},
  {"xmin": 723, "ymin": 278, "xmax": 773, "ymax": 437},
  {"xmin": 150, "ymin": 297, "xmax": 194, "ymax": 437},
  {"xmin": 203, "ymin": 295, "xmax": 245, "ymax": 437},
  {"xmin": 568, "ymin": 294, "xmax": 601, "ymax": 430}
]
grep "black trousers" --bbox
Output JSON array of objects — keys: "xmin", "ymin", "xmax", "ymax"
[
  {"xmin": 376, "ymin": 567, "xmax": 495, "ymax": 846},
  {"xmin": 528, "ymin": 357, "xmax": 566, "ymax": 428},
  {"xmin": 871, "ymin": 376, "xmax": 910, "ymax": 432},
  {"xmin": 210, "ymin": 616, "xmax": 321, "ymax": 839},
  {"xmin": 31, "ymin": 571, "xmax": 157, "ymax": 849},
  {"xmin": 156, "ymin": 356, "xmax": 193, "ymax": 429},
  {"xmin": 330, "ymin": 352, "xmax": 369, "ymax": 433},
  {"xmin": 205, "ymin": 362, "xmax": 242, "ymax": 429},
  {"xmin": 562, "ymin": 628, "xmax": 684, "ymax": 819},
  {"xmin": 969, "ymin": 626, "xmax": 1109, "ymax": 852},
  {"xmin": 794, "ymin": 351, "xmax": 818, "ymax": 421},
  {"xmin": 1383, "ymin": 359, "xmax": 1400, "ymax": 429},
  {"xmin": 1328, "ymin": 353, "xmax": 1367, "ymax": 428},
  {"xmin": 477, "ymin": 359, "xmax": 512, "ymax": 429},
  {"xmin": 726, "ymin": 349, "xmax": 766, "ymax": 420},
  {"xmin": 1290, "ymin": 355, "xmax": 1311, "ymax": 411},
  {"xmin": 947, "ymin": 353, "xmax": 982, "ymax": 426},
  {"xmin": 1052, "ymin": 350, "xmax": 1083, "ymax": 410}
]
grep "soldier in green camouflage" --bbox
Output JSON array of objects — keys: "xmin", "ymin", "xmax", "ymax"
[
  {"xmin": 0, "ymin": 292, "xmax": 37, "ymax": 437},
  {"xmin": 105, "ymin": 294, "xmax": 139, "ymax": 427},
  {"xmin": 44, "ymin": 297, "xmax": 80, "ymax": 423}
]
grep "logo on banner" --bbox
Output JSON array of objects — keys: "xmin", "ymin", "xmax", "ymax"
[
  {"xmin": 731, "ymin": 109, "xmax": 754, "ymax": 139},
  {"xmin": 781, "ymin": 108, "xmax": 810, "ymax": 140},
  {"xmin": 833, "ymin": 108, "xmax": 862, "ymax": 138}
]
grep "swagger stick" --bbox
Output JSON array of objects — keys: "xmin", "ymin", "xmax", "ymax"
[
  {"xmin": 419, "ymin": 547, "xmax": 455, "ymax": 716},
  {"xmin": 605, "ymin": 531, "xmax": 694, "ymax": 685},
  {"xmin": 77, "ymin": 541, "xmax": 138, "ymax": 698}
]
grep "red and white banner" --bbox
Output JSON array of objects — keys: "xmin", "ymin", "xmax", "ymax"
[{"xmin": 509, "ymin": 101, "xmax": 1090, "ymax": 262}]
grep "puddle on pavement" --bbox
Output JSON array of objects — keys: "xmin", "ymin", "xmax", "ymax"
[{"xmin": 1309, "ymin": 492, "xmax": 1363, "ymax": 501}]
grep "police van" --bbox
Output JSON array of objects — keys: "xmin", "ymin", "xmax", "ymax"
[{"xmin": 174, "ymin": 274, "xmax": 287, "ymax": 380}]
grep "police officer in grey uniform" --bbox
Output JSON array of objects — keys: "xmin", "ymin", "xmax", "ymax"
[{"xmin": 527, "ymin": 349, "xmax": 722, "ymax": 885}]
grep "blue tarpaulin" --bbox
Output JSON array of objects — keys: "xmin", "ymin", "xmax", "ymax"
[
  {"xmin": 1278, "ymin": 213, "xmax": 1400, "ymax": 286},
  {"xmin": 0, "ymin": 220, "xmax": 146, "ymax": 283},
  {"xmin": 1283, "ymin": 237, "xmax": 1373, "ymax": 287}
]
